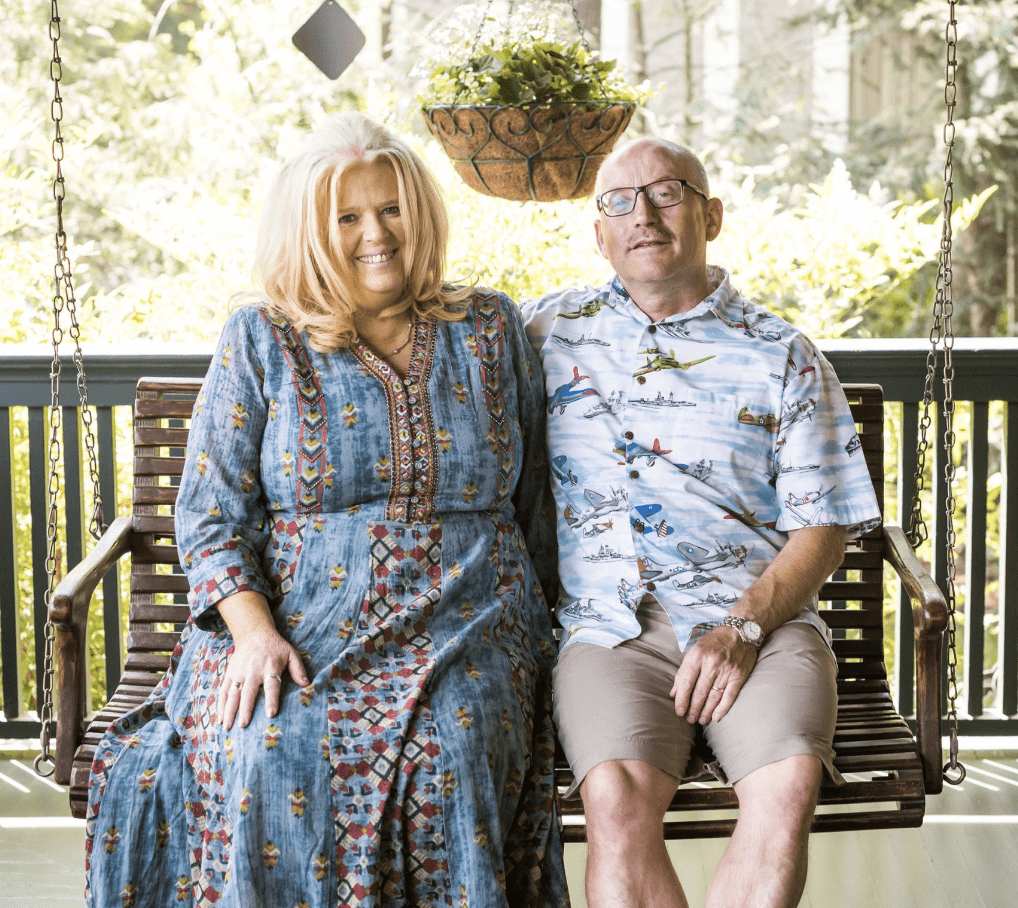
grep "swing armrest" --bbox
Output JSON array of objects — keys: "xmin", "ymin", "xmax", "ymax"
[
  {"xmin": 883, "ymin": 522, "xmax": 949, "ymax": 795},
  {"xmin": 48, "ymin": 516, "xmax": 135, "ymax": 784}
]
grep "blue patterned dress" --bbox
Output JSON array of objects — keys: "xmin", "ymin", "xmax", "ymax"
[{"xmin": 85, "ymin": 290, "xmax": 568, "ymax": 908}]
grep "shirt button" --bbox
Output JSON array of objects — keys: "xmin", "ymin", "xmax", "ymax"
[
  {"xmin": 637, "ymin": 376, "xmax": 647, "ymax": 385},
  {"xmin": 629, "ymin": 470, "xmax": 639, "ymax": 479},
  {"xmin": 624, "ymin": 430, "xmax": 634, "ymax": 440},
  {"xmin": 648, "ymin": 325, "xmax": 657, "ymax": 334},
  {"xmin": 645, "ymin": 582, "xmax": 656, "ymax": 591}
]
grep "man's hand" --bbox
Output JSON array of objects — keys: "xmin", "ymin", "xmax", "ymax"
[{"xmin": 670, "ymin": 626, "xmax": 757, "ymax": 725}]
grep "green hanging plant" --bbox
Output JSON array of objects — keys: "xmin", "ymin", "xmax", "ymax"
[
  {"xmin": 414, "ymin": 2, "xmax": 650, "ymax": 202},
  {"xmin": 420, "ymin": 38, "xmax": 649, "ymax": 108}
]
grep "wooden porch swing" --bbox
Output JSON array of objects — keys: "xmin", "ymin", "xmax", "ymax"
[{"xmin": 38, "ymin": 0, "xmax": 965, "ymax": 839}]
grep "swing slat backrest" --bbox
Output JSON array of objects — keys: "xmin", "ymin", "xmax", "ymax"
[{"xmin": 55, "ymin": 379, "xmax": 941, "ymax": 830}]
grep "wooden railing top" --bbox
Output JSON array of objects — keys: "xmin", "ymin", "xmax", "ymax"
[{"xmin": 2, "ymin": 338, "xmax": 1018, "ymax": 406}]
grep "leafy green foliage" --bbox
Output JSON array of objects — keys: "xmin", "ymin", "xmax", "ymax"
[
  {"xmin": 714, "ymin": 161, "xmax": 994, "ymax": 338},
  {"xmin": 423, "ymin": 39, "xmax": 647, "ymax": 107}
]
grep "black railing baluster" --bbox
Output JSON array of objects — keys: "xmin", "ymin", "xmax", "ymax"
[{"xmin": 965, "ymin": 402, "xmax": 989, "ymax": 718}]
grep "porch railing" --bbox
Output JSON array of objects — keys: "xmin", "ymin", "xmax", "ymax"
[{"xmin": 1, "ymin": 339, "xmax": 1016, "ymax": 741}]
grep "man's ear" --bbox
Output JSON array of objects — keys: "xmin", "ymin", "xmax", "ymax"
[
  {"xmin": 594, "ymin": 217, "xmax": 608, "ymax": 259},
  {"xmin": 705, "ymin": 198, "xmax": 724, "ymax": 242}
]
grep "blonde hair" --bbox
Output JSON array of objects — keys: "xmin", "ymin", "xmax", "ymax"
[{"xmin": 255, "ymin": 112, "xmax": 471, "ymax": 352}]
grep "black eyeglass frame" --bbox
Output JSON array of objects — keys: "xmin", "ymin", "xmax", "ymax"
[{"xmin": 596, "ymin": 178, "xmax": 710, "ymax": 217}]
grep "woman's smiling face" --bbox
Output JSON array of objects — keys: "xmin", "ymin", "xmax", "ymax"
[{"xmin": 336, "ymin": 158, "xmax": 409, "ymax": 312}]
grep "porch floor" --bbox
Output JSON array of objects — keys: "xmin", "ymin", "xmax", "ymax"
[{"xmin": 2, "ymin": 743, "xmax": 1016, "ymax": 907}]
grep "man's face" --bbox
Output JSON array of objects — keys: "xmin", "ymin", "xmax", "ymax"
[{"xmin": 594, "ymin": 141, "xmax": 722, "ymax": 306}]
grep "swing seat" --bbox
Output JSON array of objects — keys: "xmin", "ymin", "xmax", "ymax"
[{"xmin": 50, "ymin": 379, "xmax": 947, "ymax": 830}]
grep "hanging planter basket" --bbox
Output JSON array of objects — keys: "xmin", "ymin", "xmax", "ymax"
[{"xmin": 422, "ymin": 101, "xmax": 635, "ymax": 202}]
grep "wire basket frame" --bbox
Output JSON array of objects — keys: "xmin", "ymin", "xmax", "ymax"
[{"xmin": 422, "ymin": 102, "xmax": 635, "ymax": 201}]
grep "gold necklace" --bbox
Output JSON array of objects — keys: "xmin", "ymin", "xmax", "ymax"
[{"xmin": 388, "ymin": 318, "xmax": 414, "ymax": 356}]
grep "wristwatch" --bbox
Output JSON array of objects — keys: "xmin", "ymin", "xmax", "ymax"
[{"xmin": 721, "ymin": 616, "xmax": 765, "ymax": 649}]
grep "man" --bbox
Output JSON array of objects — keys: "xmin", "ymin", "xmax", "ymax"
[{"xmin": 522, "ymin": 138, "xmax": 881, "ymax": 908}]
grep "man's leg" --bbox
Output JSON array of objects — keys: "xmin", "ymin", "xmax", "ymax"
[
  {"xmin": 581, "ymin": 758, "xmax": 689, "ymax": 908},
  {"xmin": 705, "ymin": 753, "xmax": 822, "ymax": 908}
]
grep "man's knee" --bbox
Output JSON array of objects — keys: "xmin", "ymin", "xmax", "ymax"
[
  {"xmin": 581, "ymin": 759, "xmax": 678, "ymax": 839},
  {"xmin": 735, "ymin": 753, "xmax": 823, "ymax": 829}
]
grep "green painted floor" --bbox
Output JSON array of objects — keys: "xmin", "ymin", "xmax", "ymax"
[{"xmin": 2, "ymin": 749, "xmax": 1016, "ymax": 907}]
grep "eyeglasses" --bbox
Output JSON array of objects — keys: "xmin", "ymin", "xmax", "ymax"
[{"xmin": 596, "ymin": 179, "xmax": 710, "ymax": 217}]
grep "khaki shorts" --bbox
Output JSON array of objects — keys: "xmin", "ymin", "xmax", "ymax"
[{"xmin": 553, "ymin": 602, "xmax": 842, "ymax": 797}]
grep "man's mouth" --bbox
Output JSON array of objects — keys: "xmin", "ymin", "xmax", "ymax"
[{"xmin": 631, "ymin": 236, "xmax": 670, "ymax": 250}]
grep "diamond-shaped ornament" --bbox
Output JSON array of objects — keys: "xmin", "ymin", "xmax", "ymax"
[{"xmin": 292, "ymin": 0, "xmax": 366, "ymax": 80}]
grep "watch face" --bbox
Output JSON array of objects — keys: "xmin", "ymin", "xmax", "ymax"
[{"xmin": 743, "ymin": 620, "xmax": 763, "ymax": 644}]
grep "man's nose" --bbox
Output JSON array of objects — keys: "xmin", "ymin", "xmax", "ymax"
[{"xmin": 631, "ymin": 190, "xmax": 662, "ymax": 225}]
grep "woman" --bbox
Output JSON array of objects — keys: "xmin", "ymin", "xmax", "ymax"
[{"xmin": 85, "ymin": 112, "xmax": 569, "ymax": 907}]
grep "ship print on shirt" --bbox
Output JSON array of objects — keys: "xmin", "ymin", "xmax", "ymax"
[{"xmin": 552, "ymin": 332, "xmax": 611, "ymax": 347}]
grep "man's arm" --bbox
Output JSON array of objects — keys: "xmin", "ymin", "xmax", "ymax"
[{"xmin": 670, "ymin": 524, "xmax": 847, "ymax": 725}]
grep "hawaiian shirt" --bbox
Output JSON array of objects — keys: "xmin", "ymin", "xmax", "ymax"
[{"xmin": 522, "ymin": 267, "xmax": 882, "ymax": 652}]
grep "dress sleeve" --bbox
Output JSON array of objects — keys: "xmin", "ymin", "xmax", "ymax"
[
  {"xmin": 500, "ymin": 292, "xmax": 560, "ymax": 609},
  {"xmin": 175, "ymin": 307, "xmax": 274, "ymax": 630}
]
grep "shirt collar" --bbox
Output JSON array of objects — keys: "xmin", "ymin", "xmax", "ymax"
[{"xmin": 606, "ymin": 266, "xmax": 743, "ymax": 323}]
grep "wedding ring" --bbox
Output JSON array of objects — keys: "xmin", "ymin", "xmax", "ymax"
[
  {"xmin": 711, "ymin": 686, "xmax": 724, "ymax": 692},
  {"xmin": 264, "ymin": 673, "xmax": 283, "ymax": 684}
]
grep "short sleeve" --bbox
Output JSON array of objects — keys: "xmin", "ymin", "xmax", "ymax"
[{"xmin": 773, "ymin": 337, "xmax": 882, "ymax": 540}]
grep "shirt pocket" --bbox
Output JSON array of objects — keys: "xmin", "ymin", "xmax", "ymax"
[{"xmin": 624, "ymin": 385, "xmax": 772, "ymax": 495}]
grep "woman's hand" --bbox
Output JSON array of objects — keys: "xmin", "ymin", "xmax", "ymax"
[{"xmin": 215, "ymin": 592, "xmax": 310, "ymax": 730}]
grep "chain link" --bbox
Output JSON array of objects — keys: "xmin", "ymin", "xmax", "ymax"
[
  {"xmin": 452, "ymin": 0, "xmax": 609, "ymax": 104},
  {"xmin": 569, "ymin": 2, "xmax": 609, "ymax": 101},
  {"xmin": 453, "ymin": 0, "xmax": 504, "ymax": 105},
  {"xmin": 37, "ymin": 0, "xmax": 107, "ymax": 779},
  {"xmin": 906, "ymin": 1, "xmax": 964, "ymax": 785}
]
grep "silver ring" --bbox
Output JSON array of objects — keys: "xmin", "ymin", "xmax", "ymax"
[
  {"xmin": 711, "ymin": 686, "xmax": 724, "ymax": 692},
  {"xmin": 232, "ymin": 680, "xmax": 243, "ymax": 689},
  {"xmin": 264, "ymin": 673, "xmax": 283, "ymax": 684}
]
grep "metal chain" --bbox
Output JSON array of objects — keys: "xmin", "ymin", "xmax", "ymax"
[
  {"xmin": 452, "ymin": 0, "xmax": 609, "ymax": 104},
  {"xmin": 452, "ymin": 0, "xmax": 504, "ymax": 105},
  {"xmin": 36, "ymin": 0, "xmax": 107, "ymax": 779},
  {"xmin": 938, "ymin": 4, "xmax": 964, "ymax": 785},
  {"xmin": 569, "ymin": 2, "xmax": 610, "ymax": 101},
  {"xmin": 908, "ymin": 1, "xmax": 964, "ymax": 785}
]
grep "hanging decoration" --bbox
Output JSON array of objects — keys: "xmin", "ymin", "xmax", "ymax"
[
  {"xmin": 292, "ymin": 0, "xmax": 365, "ymax": 81},
  {"xmin": 418, "ymin": 1, "xmax": 644, "ymax": 201}
]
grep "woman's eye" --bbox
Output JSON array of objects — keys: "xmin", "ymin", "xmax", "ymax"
[
  {"xmin": 383, "ymin": 206, "xmax": 400, "ymax": 216},
  {"xmin": 338, "ymin": 213, "xmax": 357, "ymax": 224}
]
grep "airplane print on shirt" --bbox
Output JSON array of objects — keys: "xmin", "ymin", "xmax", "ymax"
[
  {"xmin": 551, "ymin": 454, "xmax": 578, "ymax": 486},
  {"xmin": 585, "ymin": 390, "xmax": 624, "ymax": 419},
  {"xmin": 630, "ymin": 503, "xmax": 674, "ymax": 537},
  {"xmin": 784, "ymin": 485, "xmax": 837, "ymax": 527},
  {"xmin": 713, "ymin": 309, "xmax": 783, "ymax": 342},
  {"xmin": 633, "ymin": 351, "xmax": 715, "ymax": 377},
  {"xmin": 548, "ymin": 366, "xmax": 600, "ymax": 415},
  {"xmin": 676, "ymin": 541, "xmax": 748, "ymax": 571},
  {"xmin": 564, "ymin": 487, "xmax": 629, "ymax": 529},
  {"xmin": 555, "ymin": 299, "xmax": 609, "ymax": 320},
  {"xmin": 615, "ymin": 438, "xmax": 672, "ymax": 466},
  {"xmin": 651, "ymin": 321, "xmax": 716, "ymax": 343}
]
